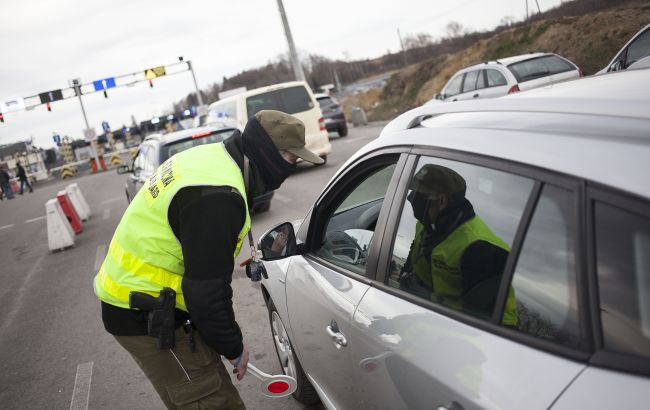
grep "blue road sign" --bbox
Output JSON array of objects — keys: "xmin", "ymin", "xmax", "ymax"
[{"xmin": 93, "ymin": 77, "xmax": 116, "ymax": 92}]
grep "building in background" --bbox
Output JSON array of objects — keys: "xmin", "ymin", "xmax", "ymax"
[{"xmin": 0, "ymin": 141, "xmax": 48, "ymax": 181}]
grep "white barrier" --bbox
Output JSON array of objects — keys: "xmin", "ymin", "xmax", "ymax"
[
  {"xmin": 65, "ymin": 183, "xmax": 91, "ymax": 220},
  {"xmin": 46, "ymin": 198, "xmax": 75, "ymax": 252}
]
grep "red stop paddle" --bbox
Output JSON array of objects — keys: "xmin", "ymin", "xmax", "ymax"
[{"xmin": 247, "ymin": 363, "xmax": 297, "ymax": 398}]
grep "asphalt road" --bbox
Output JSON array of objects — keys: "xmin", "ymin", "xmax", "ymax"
[{"xmin": 0, "ymin": 123, "xmax": 385, "ymax": 410}]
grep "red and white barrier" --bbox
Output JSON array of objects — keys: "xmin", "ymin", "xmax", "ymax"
[
  {"xmin": 57, "ymin": 191, "xmax": 83, "ymax": 234},
  {"xmin": 65, "ymin": 183, "xmax": 91, "ymax": 221}
]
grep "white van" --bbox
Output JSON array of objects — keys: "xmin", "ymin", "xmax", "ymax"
[{"xmin": 206, "ymin": 81, "xmax": 332, "ymax": 163}]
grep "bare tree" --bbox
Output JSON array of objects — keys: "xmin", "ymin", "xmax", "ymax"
[
  {"xmin": 499, "ymin": 15, "xmax": 516, "ymax": 27},
  {"xmin": 445, "ymin": 21, "xmax": 466, "ymax": 39},
  {"xmin": 404, "ymin": 33, "xmax": 434, "ymax": 49}
]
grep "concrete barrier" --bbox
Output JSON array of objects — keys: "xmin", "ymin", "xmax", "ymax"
[
  {"xmin": 57, "ymin": 191, "xmax": 83, "ymax": 234},
  {"xmin": 46, "ymin": 198, "xmax": 75, "ymax": 252},
  {"xmin": 65, "ymin": 183, "xmax": 91, "ymax": 221}
]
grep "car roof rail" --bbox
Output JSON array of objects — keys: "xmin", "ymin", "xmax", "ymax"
[{"xmin": 406, "ymin": 114, "xmax": 434, "ymax": 129}]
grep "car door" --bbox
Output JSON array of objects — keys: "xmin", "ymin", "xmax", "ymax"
[
  {"xmin": 285, "ymin": 152, "xmax": 404, "ymax": 409},
  {"xmin": 442, "ymin": 73, "xmax": 465, "ymax": 102},
  {"xmin": 481, "ymin": 69, "xmax": 511, "ymax": 98},
  {"xmin": 453, "ymin": 70, "xmax": 480, "ymax": 101},
  {"xmin": 607, "ymin": 25, "xmax": 650, "ymax": 72},
  {"xmin": 349, "ymin": 152, "xmax": 588, "ymax": 409},
  {"xmin": 551, "ymin": 189, "xmax": 650, "ymax": 409}
]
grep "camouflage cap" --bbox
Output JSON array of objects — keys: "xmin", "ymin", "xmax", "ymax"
[
  {"xmin": 409, "ymin": 164, "xmax": 466, "ymax": 196},
  {"xmin": 255, "ymin": 110, "xmax": 324, "ymax": 164}
]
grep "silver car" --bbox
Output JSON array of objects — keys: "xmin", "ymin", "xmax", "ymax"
[
  {"xmin": 258, "ymin": 68, "xmax": 650, "ymax": 409},
  {"xmin": 433, "ymin": 52, "xmax": 581, "ymax": 103}
]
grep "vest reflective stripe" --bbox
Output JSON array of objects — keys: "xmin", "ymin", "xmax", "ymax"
[
  {"xmin": 410, "ymin": 216, "xmax": 517, "ymax": 325},
  {"xmin": 94, "ymin": 143, "xmax": 251, "ymax": 312}
]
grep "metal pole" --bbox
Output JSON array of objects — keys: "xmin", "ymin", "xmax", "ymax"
[
  {"xmin": 73, "ymin": 81, "xmax": 100, "ymax": 165},
  {"xmin": 276, "ymin": 0, "xmax": 306, "ymax": 82},
  {"xmin": 525, "ymin": 0, "xmax": 529, "ymax": 21},
  {"xmin": 187, "ymin": 60, "xmax": 204, "ymax": 107},
  {"xmin": 397, "ymin": 28, "xmax": 408, "ymax": 67}
]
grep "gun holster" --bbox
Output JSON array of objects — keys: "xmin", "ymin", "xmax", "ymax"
[{"xmin": 129, "ymin": 287, "xmax": 176, "ymax": 349}]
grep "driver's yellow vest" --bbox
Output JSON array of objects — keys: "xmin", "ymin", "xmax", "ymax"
[
  {"xmin": 411, "ymin": 216, "xmax": 517, "ymax": 325},
  {"xmin": 94, "ymin": 143, "xmax": 251, "ymax": 312}
]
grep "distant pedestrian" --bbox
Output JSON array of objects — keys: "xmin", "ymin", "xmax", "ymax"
[
  {"xmin": 0, "ymin": 164, "xmax": 15, "ymax": 200},
  {"xmin": 16, "ymin": 162, "xmax": 33, "ymax": 194}
]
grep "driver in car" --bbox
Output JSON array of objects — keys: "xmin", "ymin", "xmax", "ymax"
[{"xmin": 399, "ymin": 164, "xmax": 517, "ymax": 325}]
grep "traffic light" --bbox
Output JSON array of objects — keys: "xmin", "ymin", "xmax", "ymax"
[
  {"xmin": 0, "ymin": 113, "xmax": 4, "ymax": 123},
  {"xmin": 103, "ymin": 90, "xmax": 108, "ymax": 99},
  {"xmin": 149, "ymin": 79, "xmax": 154, "ymax": 88},
  {"xmin": 46, "ymin": 102, "xmax": 52, "ymax": 112}
]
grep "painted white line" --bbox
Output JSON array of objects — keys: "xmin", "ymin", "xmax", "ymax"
[
  {"xmin": 0, "ymin": 224, "xmax": 14, "ymax": 231},
  {"xmin": 103, "ymin": 208, "xmax": 110, "ymax": 220},
  {"xmin": 273, "ymin": 193, "xmax": 291, "ymax": 203},
  {"xmin": 94, "ymin": 244, "xmax": 107, "ymax": 272},
  {"xmin": 99, "ymin": 197, "xmax": 123, "ymax": 205},
  {"xmin": 69, "ymin": 361, "xmax": 93, "ymax": 410},
  {"xmin": 25, "ymin": 215, "xmax": 46, "ymax": 224}
]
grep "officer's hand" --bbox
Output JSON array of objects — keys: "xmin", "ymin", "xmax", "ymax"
[{"xmin": 229, "ymin": 347, "xmax": 249, "ymax": 380}]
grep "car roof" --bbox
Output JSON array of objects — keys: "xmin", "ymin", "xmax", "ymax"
[
  {"xmin": 495, "ymin": 52, "xmax": 548, "ymax": 66},
  {"xmin": 210, "ymin": 81, "xmax": 310, "ymax": 105},
  {"xmin": 144, "ymin": 126, "xmax": 235, "ymax": 145},
  {"xmin": 363, "ymin": 69, "xmax": 650, "ymax": 199}
]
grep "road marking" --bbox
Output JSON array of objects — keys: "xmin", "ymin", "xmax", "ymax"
[
  {"xmin": 273, "ymin": 193, "xmax": 291, "ymax": 203},
  {"xmin": 0, "ymin": 224, "xmax": 14, "ymax": 231},
  {"xmin": 99, "ymin": 197, "xmax": 123, "ymax": 205},
  {"xmin": 103, "ymin": 208, "xmax": 110, "ymax": 220},
  {"xmin": 94, "ymin": 245, "xmax": 107, "ymax": 272},
  {"xmin": 0, "ymin": 252, "xmax": 46, "ymax": 338},
  {"xmin": 25, "ymin": 215, "xmax": 46, "ymax": 223},
  {"xmin": 69, "ymin": 361, "xmax": 93, "ymax": 410}
]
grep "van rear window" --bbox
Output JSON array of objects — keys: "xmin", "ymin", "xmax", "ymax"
[
  {"xmin": 246, "ymin": 85, "xmax": 313, "ymax": 116},
  {"xmin": 507, "ymin": 55, "xmax": 576, "ymax": 82}
]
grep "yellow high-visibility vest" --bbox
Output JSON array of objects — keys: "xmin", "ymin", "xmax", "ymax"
[
  {"xmin": 411, "ymin": 216, "xmax": 518, "ymax": 325},
  {"xmin": 94, "ymin": 143, "xmax": 251, "ymax": 312}
]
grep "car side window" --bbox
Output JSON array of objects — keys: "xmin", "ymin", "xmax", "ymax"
[
  {"xmin": 462, "ymin": 70, "xmax": 479, "ymax": 93},
  {"xmin": 388, "ymin": 156, "xmax": 534, "ymax": 322},
  {"xmin": 133, "ymin": 145, "xmax": 148, "ymax": 175},
  {"xmin": 625, "ymin": 28, "xmax": 650, "ymax": 68},
  {"xmin": 486, "ymin": 69, "xmax": 508, "ymax": 87},
  {"xmin": 476, "ymin": 70, "xmax": 487, "ymax": 90},
  {"xmin": 313, "ymin": 160, "xmax": 398, "ymax": 276},
  {"xmin": 444, "ymin": 74, "xmax": 464, "ymax": 98},
  {"xmin": 504, "ymin": 185, "xmax": 580, "ymax": 348},
  {"xmin": 595, "ymin": 201, "xmax": 650, "ymax": 358}
]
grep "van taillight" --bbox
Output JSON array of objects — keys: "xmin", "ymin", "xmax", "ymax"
[
  {"xmin": 319, "ymin": 117, "xmax": 326, "ymax": 131},
  {"xmin": 507, "ymin": 84, "xmax": 520, "ymax": 94}
]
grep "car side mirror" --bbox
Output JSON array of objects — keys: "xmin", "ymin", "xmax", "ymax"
[
  {"xmin": 259, "ymin": 222, "xmax": 300, "ymax": 261},
  {"xmin": 435, "ymin": 93, "xmax": 444, "ymax": 100},
  {"xmin": 116, "ymin": 165, "xmax": 132, "ymax": 174},
  {"xmin": 610, "ymin": 60, "xmax": 624, "ymax": 72}
]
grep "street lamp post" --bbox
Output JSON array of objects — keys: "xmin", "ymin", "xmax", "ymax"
[{"xmin": 276, "ymin": 0, "xmax": 306, "ymax": 82}]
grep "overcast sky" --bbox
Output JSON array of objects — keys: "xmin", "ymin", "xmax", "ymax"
[{"xmin": 0, "ymin": 0, "xmax": 563, "ymax": 149}]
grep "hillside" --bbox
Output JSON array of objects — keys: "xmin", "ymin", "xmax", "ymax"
[{"xmin": 341, "ymin": 2, "xmax": 650, "ymax": 121}]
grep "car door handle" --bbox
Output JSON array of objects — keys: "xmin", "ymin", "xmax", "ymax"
[
  {"xmin": 437, "ymin": 401, "xmax": 464, "ymax": 410},
  {"xmin": 326, "ymin": 321, "xmax": 347, "ymax": 349},
  {"xmin": 473, "ymin": 93, "xmax": 479, "ymax": 98}
]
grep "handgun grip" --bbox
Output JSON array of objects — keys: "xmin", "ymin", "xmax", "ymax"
[{"xmin": 129, "ymin": 291, "xmax": 158, "ymax": 311}]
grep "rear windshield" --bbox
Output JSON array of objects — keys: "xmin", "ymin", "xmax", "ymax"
[
  {"xmin": 161, "ymin": 129, "xmax": 236, "ymax": 160},
  {"xmin": 507, "ymin": 55, "xmax": 576, "ymax": 82},
  {"xmin": 246, "ymin": 85, "xmax": 313, "ymax": 116}
]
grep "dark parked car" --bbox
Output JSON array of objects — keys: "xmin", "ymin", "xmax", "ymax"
[
  {"xmin": 315, "ymin": 93, "xmax": 347, "ymax": 137},
  {"xmin": 118, "ymin": 126, "xmax": 274, "ymax": 212}
]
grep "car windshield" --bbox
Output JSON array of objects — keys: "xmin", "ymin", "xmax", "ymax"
[
  {"xmin": 161, "ymin": 129, "xmax": 236, "ymax": 160},
  {"xmin": 507, "ymin": 55, "xmax": 575, "ymax": 82},
  {"xmin": 246, "ymin": 85, "xmax": 313, "ymax": 115}
]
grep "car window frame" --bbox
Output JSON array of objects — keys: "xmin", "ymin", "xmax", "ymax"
[
  {"xmin": 372, "ymin": 145, "xmax": 592, "ymax": 362},
  {"xmin": 303, "ymin": 149, "xmax": 409, "ymax": 284},
  {"xmin": 586, "ymin": 184, "xmax": 650, "ymax": 376}
]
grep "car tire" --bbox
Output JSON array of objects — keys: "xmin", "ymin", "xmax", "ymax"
[
  {"xmin": 254, "ymin": 201, "xmax": 271, "ymax": 213},
  {"xmin": 267, "ymin": 299, "xmax": 320, "ymax": 405},
  {"xmin": 338, "ymin": 124, "xmax": 348, "ymax": 137}
]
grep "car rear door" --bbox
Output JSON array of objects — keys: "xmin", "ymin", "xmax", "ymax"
[
  {"xmin": 285, "ymin": 152, "xmax": 404, "ymax": 409},
  {"xmin": 551, "ymin": 188, "xmax": 650, "ymax": 408},
  {"xmin": 349, "ymin": 150, "xmax": 589, "ymax": 409}
]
